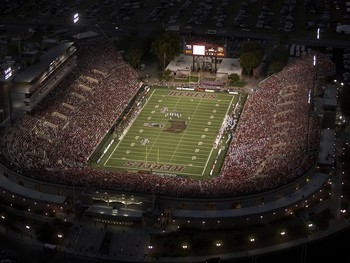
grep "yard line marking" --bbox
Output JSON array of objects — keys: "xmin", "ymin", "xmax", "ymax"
[
  {"xmin": 142, "ymin": 101, "xmax": 171, "ymax": 163},
  {"xmin": 225, "ymin": 95, "xmax": 236, "ymax": 118},
  {"xmin": 202, "ymin": 148, "xmax": 213, "ymax": 176},
  {"xmin": 104, "ymin": 89, "xmax": 156, "ymax": 166},
  {"xmin": 141, "ymin": 88, "xmax": 156, "ymax": 109},
  {"xmin": 104, "ymin": 138, "xmax": 122, "ymax": 166},
  {"xmin": 201, "ymin": 94, "xmax": 235, "ymax": 176},
  {"xmin": 169, "ymin": 97, "xmax": 203, "ymax": 164}
]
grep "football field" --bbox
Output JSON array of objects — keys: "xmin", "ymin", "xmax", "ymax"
[{"xmin": 97, "ymin": 88, "xmax": 237, "ymax": 179}]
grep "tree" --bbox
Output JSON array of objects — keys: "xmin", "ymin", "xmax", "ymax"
[
  {"xmin": 163, "ymin": 69, "xmax": 172, "ymax": 77},
  {"xmin": 240, "ymin": 41, "xmax": 263, "ymax": 56},
  {"xmin": 269, "ymin": 45, "xmax": 289, "ymax": 64},
  {"xmin": 151, "ymin": 30, "xmax": 181, "ymax": 69},
  {"xmin": 267, "ymin": 45, "xmax": 289, "ymax": 75},
  {"xmin": 240, "ymin": 52, "xmax": 261, "ymax": 76},
  {"xmin": 239, "ymin": 41, "xmax": 263, "ymax": 76},
  {"xmin": 229, "ymin": 73, "xmax": 240, "ymax": 84},
  {"xmin": 124, "ymin": 46, "xmax": 143, "ymax": 69},
  {"xmin": 267, "ymin": 61, "xmax": 285, "ymax": 75}
]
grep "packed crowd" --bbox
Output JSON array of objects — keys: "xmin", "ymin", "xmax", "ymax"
[
  {"xmin": 0, "ymin": 44, "xmax": 335, "ymax": 197},
  {"xmin": 2, "ymin": 39, "xmax": 139, "ymax": 170},
  {"xmin": 219, "ymin": 52, "xmax": 335, "ymax": 195}
]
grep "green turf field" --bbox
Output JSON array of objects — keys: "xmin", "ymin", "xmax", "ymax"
[{"xmin": 96, "ymin": 88, "xmax": 237, "ymax": 179}]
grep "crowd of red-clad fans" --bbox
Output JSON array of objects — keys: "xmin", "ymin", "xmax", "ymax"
[{"xmin": 0, "ymin": 39, "xmax": 335, "ymax": 197}]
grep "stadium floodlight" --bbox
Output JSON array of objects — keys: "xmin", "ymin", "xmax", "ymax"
[
  {"xmin": 317, "ymin": 28, "xmax": 320, "ymax": 39},
  {"xmin": 313, "ymin": 55, "xmax": 316, "ymax": 66},
  {"xmin": 4, "ymin": 67, "xmax": 12, "ymax": 80},
  {"xmin": 73, "ymin": 13, "xmax": 79, "ymax": 23},
  {"xmin": 308, "ymin": 89, "xmax": 312, "ymax": 104}
]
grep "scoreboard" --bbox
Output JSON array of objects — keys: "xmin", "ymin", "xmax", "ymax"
[{"xmin": 184, "ymin": 43, "xmax": 226, "ymax": 58}]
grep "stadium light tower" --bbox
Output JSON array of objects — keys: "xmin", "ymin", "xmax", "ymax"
[
  {"xmin": 73, "ymin": 13, "xmax": 80, "ymax": 39},
  {"xmin": 73, "ymin": 13, "xmax": 79, "ymax": 24}
]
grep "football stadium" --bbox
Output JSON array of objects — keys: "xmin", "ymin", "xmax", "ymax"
[
  {"xmin": 0, "ymin": 38, "xmax": 335, "ymax": 199},
  {"xmin": 0, "ymin": 35, "xmax": 345, "ymax": 261},
  {"xmin": 2, "ymin": 0, "xmax": 350, "ymax": 260}
]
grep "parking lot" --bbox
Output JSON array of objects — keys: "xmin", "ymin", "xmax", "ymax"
[
  {"xmin": 0, "ymin": 1, "xmax": 349, "ymax": 85},
  {"xmin": 1, "ymin": 0, "xmax": 349, "ymax": 36}
]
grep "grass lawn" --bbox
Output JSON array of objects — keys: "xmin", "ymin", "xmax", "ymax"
[{"xmin": 93, "ymin": 88, "xmax": 238, "ymax": 179}]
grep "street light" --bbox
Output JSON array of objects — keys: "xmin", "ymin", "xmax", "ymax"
[{"xmin": 215, "ymin": 241, "xmax": 222, "ymax": 247}]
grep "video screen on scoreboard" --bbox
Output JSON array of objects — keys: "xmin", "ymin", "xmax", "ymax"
[{"xmin": 192, "ymin": 45, "xmax": 205, "ymax": 56}]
